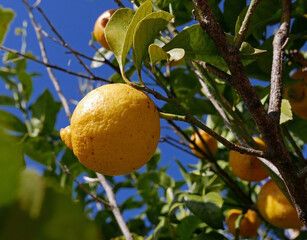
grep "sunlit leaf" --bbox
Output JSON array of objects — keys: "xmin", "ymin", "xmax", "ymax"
[
  {"xmin": 106, "ymin": 0, "xmax": 152, "ymax": 76},
  {"xmin": 280, "ymin": 99, "xmax": 293, "ymax": 124},
  {"xmin": 148, "ymin": 44, "xmax": 168, "ymax": 65},
  {"xmin": 133, "ymin": 11, "xmax": 173, "ymax": 70},
  {"xmin": 90, "ymin": 47, "xmax": 113, "ymax": 68},
  {"xmin": 163, "ymin": 24, "xmax": 265, "ymax": 71}
]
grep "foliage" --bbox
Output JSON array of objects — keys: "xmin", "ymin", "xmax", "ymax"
[{"xmin": 0, "ymin": 0, "xmax": 307, "ymax": 239}]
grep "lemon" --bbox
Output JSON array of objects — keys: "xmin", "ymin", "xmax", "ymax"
[
  {"xmin": 229, "ymin": 137, "xmax": 268, "ymax": 182},
  {"xmin": 93, "ymin": 9, "xmax": 116, "ymax": 50},
  {"xmin": 257, "ymin": 179, "xmax": 303, "ymax": 229},
  {"xmin": 225, "ymin": 209, "xmax": 260, "ymax": 237},
  {"xmin": 189, "ymin": 129, "xmax": 218, "ymax": 158},
  {"xmin": 285, "ymin": 68, "xmax": 307, "ymax": 119},
  {"xmin": 60, "ymin": 83, "xmax": 160, "ymax": 176}
]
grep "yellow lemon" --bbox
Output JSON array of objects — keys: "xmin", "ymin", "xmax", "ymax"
[
  {"xmin": 229, "ymin": 137, "xmax": 268, "ymax": 182},
  {"xmin": 257, "ymin": 179, "xmax": 303, "ymax": 229},
  {"xmin": 93, "ymin": 9, "xmax": 117, "ymax": 50},
  {"xmin": 189, "ymin": 129, "xmax": 218, "ymax": 158},
  {"xmin": 60, "ymin": 83, "xmax": 160, "ymax": 176},
  {"xmin": 285, "ymin": 68, "xmax": 307, "ymax": 119},
  {"xmin": 225, "ymin": 209, "xmax": 260, "ymax": 237}
]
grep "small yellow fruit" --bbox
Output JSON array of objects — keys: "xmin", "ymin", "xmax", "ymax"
[
  {"xmin": 93, "ymin": 9, "xmax": 116, "ymax": 50},
  {"xmin": 257, "ymin": 179, "xmax": 303, "ymax": 229},
  {"xmin": 229, "ymin": 137, "xmax": 268, "ymax": 182},
  {"xmin": 189, "ymin": 129, "xmax": 218, "ymax": 158},
  {"xmin": 225, "ymin": 209, "xmax": 260, "ymax": 237},
  {"xmin": 60, "ymin": 83, "xmax": 161, "ymax": 176},
  {"xmin": 285, "ymin": 68, "xmax": 307, "ymax": 119}
]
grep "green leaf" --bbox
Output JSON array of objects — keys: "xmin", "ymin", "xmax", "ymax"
[
  {"xmin": 0, "ymin": 109, "xmax": 27, "ymax": 132},
  {"xmin": 106, "ymin": 0, "xmax": 152, "ymax": 76},
  {"xmin": 0, "ymin": 171, "xmax": 98, "ymax": 240},
  {"xmin": 224, "ymin": 0, "xmax": 246, "ymax": 34},
  {"xmin": 30, "ymin": 89, "xmax": 61, "ymax": 136},
  {"xmin": 105, "ymin": 8, "xmax": 135, "ymax": 74},
  {"xmin": 184, "ymin": 192, "xmax": 224, "ymax": 229},
  {"xmin": 22, "ymin": 136, "xmax": 55, "ymax": 166},
  {"xmin": 17, "ymin": 71, "xmax": 33, "ymax": 101},
  {"xmin": 163, "ymin": 24, "xmax": 265, "ymax": 71},
  {"xmin": 147, "ymin": 217, "xmax": 166, "ymax": 240},
  {"xmin": 18, "ymin": 171, "xmax": 45, "ymax": 219},
  {"xmin": 0, "ymin": 6, "xmax": 15, "ymax": 44},
  {"xmin": 148, "ymin": 44, "xmax": 168, "ymax": 65},
  {"xmin": 280, "ymin": 99, "xmax": 293, "ymax": 124},
  {"xmin": 0, "ymin": 131, "xmax": 23, "ymax": 207},
  {"xmin": 133, "ymin": 11, "xmax": 173, "ymax": 70},
  {"xmin": 175, "ymin": 215, "xmax": 201, "ymax": 240},
  {"xmin": 146, "ymin": 149, "xmax": 161, "ymax": 171},
  {"xmin": 0, "ymin": 95, "xmax": 15, "ymax": 106},
  {"xmin": 196, "ymin": 231, "xmax": 228, "ymax": 240}
]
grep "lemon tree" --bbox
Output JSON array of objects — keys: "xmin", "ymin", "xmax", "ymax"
[{"xmin": 1, "ymin": 0, "xmax": 307, "ymax": 239}]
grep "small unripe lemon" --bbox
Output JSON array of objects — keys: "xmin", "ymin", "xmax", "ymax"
[
  {"xmin": 225, "ymin": 209, "xmax": 260, "ymax": 237},
  {"xmin": 189, "ymin": 129, "xmax": 218, "ymax": 158},
  {"xmin": 257, "ymin": 179, "xmax": 303, "ymax": 229},
  {"xmin": 93, "ymin": 9, "xmax": 116, "ymax": 50},
  {"xmin": 60, "ymin": 83, "xmax": 161, "ymax": 176},
  {"xmin": 229, "ymin": 137, "xmax": 268, "ymax": 182}
]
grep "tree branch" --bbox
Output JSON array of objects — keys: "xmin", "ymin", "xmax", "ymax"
[
  {"xmin": 22, "ymin": 0, "xmax": 72, "ymax": 120},
  {"xmin": 193, "ymin": 0, "xmax": 307, "ymax": 226},
  {"xmin": 234, "ymin": 0, "xmax": 261, "ymax": 49},
  {"xmin": 0, "ymin": 46, "xmax": 110, "ymax": 83},
  {"xmin": 96, "ymin": 174, "xmax": 133, "ymax": 240},
  {"xmin": 268, "ymin": 0, "xmax": 291, "ymax": 124}
]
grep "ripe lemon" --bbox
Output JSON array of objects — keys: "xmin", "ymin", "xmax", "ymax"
[
  {"xmin": 229, "ymin": 137, "xmax": 268, "ymax": 182},
  {"xmin": 285, "ymin": 68, "xmax": 307, "ymax": 119},
  {"xmin": 93, "ymin": 9, "xmax": 116, "ymax": 50},
  {"xmin": 257, "ymin": 179, "xmax": 303, "ymax": 229},
  {"xmin": 60, "ymin": 83, "xmax": 161, "ymax": 176},
  {"xmin": 225, "ymin": 209, "xmax": 260, "ymax": 237},
  {"xmin": 189, "ymin": 129, "xmax": 218, "ymax": 158}
]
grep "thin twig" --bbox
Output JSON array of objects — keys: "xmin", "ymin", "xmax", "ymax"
[
  {"xmin": 268, "ymin": 0, "xmax": 291, "ymax": 123},
  {"xmin": 113, "ymin": 0, "xmax": 125, "ymax": 8},
  {"xmin": 22, "ymin": 0, "xmax": 72, "ymax": 120},
  {"xmin": 234, "ymin": 0, "xmax": 261, "ymax": 49},
  {"xmin": 54, "ymin": 156, "xmax": 112, "ymax": 208},
  {"xmin": 36, "ymin": 6, "xmax": 101, "ymax": 79},
  {"xmin": 96, "ymin": 173, "xmax": 133, "ymax": 240},
  {"xmin": 0, "ymin": 46, "xmax": 110, "ymax": 83}
]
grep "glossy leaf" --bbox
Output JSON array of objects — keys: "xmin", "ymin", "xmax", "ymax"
[
  {"xmin": 105, "ymin": 8, "xmax": 135, "ymax": 75},
  {"xmin": 184, "ymin": 192, "xmax": 224, "ymax": 229},
  {"xmin": 167, "ymin": 48, "xmax": 185, "ymax": 62},
  {"xmin": 0, "ymin": 109, "xmax": 27, "ymax": 132},
  {"xmin": 133, "ymin": 11, "xmax": 173, "ymax": 70},
  {"xmin": 106, "ymin": 0, "xmax": 152, "ymax": 76},
  {"xmin": 0, "ymin": 6, "xmax": 14, "ymax": 44},
  {"xmin": 163, "ymin": 24, "xmax": 265, "ymax": 71}
]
